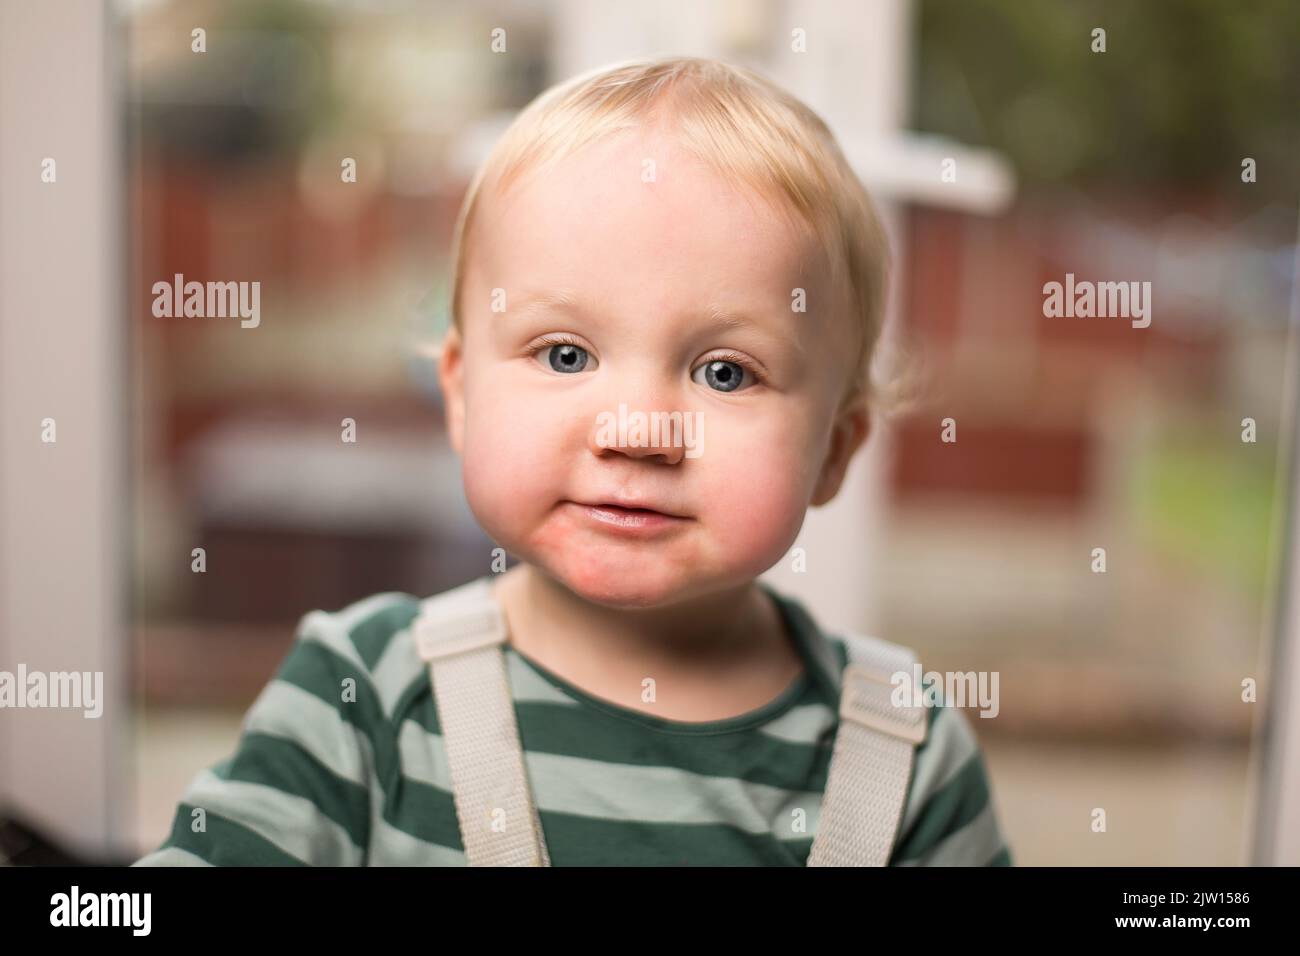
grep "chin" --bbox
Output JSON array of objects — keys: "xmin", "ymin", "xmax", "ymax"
[{"xmin": 548, "ymin": 555, "xmax": 697, "ymax": 610}]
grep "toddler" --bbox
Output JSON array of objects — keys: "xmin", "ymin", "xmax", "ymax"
[{"xmin": 135, "ymin": 56, "xmax": 1012, "ymax": 867}]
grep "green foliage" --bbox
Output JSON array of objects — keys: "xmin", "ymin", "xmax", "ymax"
[
  {"xmin": 915, "ymin": 0, "xmax": 1300, "ymax": 198},
  {"xmin": 1129, "ymin": 426, "xmax": 1280, "ymax": 604}
]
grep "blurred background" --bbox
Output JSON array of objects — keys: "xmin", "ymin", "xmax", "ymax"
[{"xmin": 2, "ymin": 0, "xmax": 1299, "ymax": 866}]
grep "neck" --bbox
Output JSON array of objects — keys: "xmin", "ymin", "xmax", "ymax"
[{"xmin": 494, "ymin": 563, "xmax": 784, "ymax": 667}]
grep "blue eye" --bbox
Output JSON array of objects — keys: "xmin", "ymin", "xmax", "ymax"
[
  {"xmin": 538, "ymin": 343, "xmax": 591, "ymax": 373},
  {"xmin": 692, "ymin": 359, "xmax": 750, "ymax": 392}
]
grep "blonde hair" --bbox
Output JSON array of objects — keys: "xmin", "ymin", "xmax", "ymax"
[{"xmin": 445, "ymin": 56, "xmax": 908, "ymax": 415}]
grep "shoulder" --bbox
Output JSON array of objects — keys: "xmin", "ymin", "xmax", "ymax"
[
  {"xmin": 281, "ymin": 588, "xmax": 429, "ymax": 723},
  {"xmin": 291, "ymin": 576, "xmax": 509, "ymax": 722},
  {"xmin": 822, "ymin": 628, "xmax": 1012, "ymax": 866},
  {"xmin": 820, "ymin": 628, "xmax": 954, "ymax": 753},
  {"xmin": 891, "ymin": 699, "xmax": 1011, "ymax": 865}
]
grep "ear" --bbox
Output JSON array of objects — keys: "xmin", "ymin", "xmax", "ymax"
[
  {"xmin": 810, "ymin": 393, "xmax": 870, "ymax": 507},
  {"xmin": 437, "ymin": 324, "xmax": 467, "ymax": 456}
]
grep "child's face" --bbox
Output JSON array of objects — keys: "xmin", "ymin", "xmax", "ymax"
[{"xmin": 440, "ymin": 128, "xmax": 869, "ymax": 608}]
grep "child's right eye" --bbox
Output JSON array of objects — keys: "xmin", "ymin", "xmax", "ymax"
[{"xmin": 530, "ymin": 335, "xmax": 596, "ymax": 373}]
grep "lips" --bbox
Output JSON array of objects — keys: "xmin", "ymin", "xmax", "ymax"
[
  {"xmin": 580, "ymin": 501, "xmax": 687, "ymax": 519},
  {"xmin": 564, "ymin": 499, "xmax": 691, "ymax": 535}
]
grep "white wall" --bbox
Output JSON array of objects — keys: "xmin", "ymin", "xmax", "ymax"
[{"xmin": 0, "ymin": 0, "xmax": 130, "ymax": 859}]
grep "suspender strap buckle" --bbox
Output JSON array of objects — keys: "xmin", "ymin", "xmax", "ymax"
[{"xmin": 838, "ymin": 663, "xmax": 928, "ymax": 746}]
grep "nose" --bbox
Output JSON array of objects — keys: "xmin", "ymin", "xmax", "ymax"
[{"xmin": 587, "ymin": 391, "xmax": 689, "ymax": 466}]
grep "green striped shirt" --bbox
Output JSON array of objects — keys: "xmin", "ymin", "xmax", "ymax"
[{"xmin": 134, "ymin": 577, "xmax": 1012, "ymax": 867}]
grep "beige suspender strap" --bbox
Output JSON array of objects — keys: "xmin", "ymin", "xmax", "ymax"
[
  {"xmin": 414, "ymin": 577, "xmax": 920, "ymax": 867},
  {"xmin": 807, "ymin": 633, "xmax": 928, "ymax": 867},
  {"xmin": 412, "ymin": 577, "xmax": 550, "ymax": 867}
]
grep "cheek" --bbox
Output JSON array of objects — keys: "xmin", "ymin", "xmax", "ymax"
[
  {"xmin": 694, "ymin": 419, "xmax": 822, "ymax": 568},
  {"xmin": 457, "ymin": 374, "xmax": 577, "ymax": 542}
]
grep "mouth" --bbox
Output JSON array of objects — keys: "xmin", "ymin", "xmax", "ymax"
[
  {"xmin": 564, "ymin": 500, "xmax": 692, "ymax": 534},
  {"xmin": 587, "ymin": 501, "xmax": 687, "ymax": 518}
]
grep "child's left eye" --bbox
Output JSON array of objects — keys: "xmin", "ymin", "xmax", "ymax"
[{"xmin": 691, "ymin": 358, "xmax": 756, "ymax": 393}]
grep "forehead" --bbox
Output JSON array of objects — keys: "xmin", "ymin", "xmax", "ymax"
[{"xmin": 471, "ymin": 128, "xmax": 832, "ymax": 309}]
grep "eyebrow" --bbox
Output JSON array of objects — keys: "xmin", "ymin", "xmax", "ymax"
[
  {"xmin": 508, "ymin": 290, "xmax": 582, "ymax": 321},
  {"xmin": 705, "ymin": 305, "xmax": 806, "ymax": 363}
]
